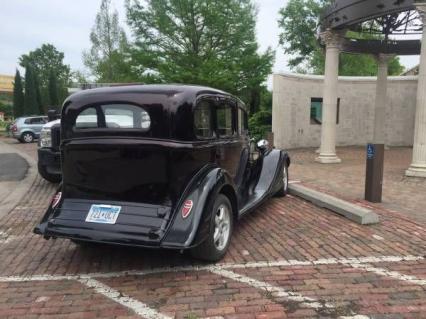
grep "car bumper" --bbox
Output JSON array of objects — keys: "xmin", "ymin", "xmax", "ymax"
[
  {"xmin": 38, "ymin": 148, "xmax": 61, "ymax": 175},
  {"xmin": 33, "ymin": 198, "xmax": 193, "ymax": 250}
]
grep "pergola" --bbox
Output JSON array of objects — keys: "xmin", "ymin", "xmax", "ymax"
[{"xmin": 318, "ymin": 0, "xmax": 426, "ymax": 178}]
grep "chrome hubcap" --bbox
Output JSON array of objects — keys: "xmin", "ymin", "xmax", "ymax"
[
  {"xmin": 23, "ymin": 134, "xmax": 32, "ymax": 142},
  {"xmin": 213, "ymin": 204, "xmax": 231, "ymax": 251}
]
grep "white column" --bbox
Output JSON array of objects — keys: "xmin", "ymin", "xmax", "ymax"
[
  {"xmin": 316, "ymin": 30, "xmax": 342, "ymax": 164},
  {"xmin": 373, "ymin": 54, "xmax": 393, "ymax": 144},
  {"xmin": 406, "ymin": 5, "xmax": 426, "ymax": 178}
]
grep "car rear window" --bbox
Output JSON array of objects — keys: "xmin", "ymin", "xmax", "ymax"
[{"xmin": 74, "ymin": 104, "xmax": 151, "ymax": 131}]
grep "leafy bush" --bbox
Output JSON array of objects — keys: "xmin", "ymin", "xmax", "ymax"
[{"xmin": 248, "ymin": 109, "xmax": 272, "ymax": 141}]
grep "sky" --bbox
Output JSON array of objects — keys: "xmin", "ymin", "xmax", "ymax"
[{"xmin": 0, "ymin": 0, "xmax": 420, "ymax": 79}]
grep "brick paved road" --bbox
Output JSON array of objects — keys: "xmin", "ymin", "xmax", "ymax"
[{"xmin": 0, "ymin": 139, "xmax": 425, "ymax": 318}]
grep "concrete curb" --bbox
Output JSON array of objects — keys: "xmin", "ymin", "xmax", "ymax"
[
  {"xmin": 289, "ymin": 183, "xmax": 380, "ymax": 225},
  {"xmin": 0, "ymin": 141, "xmax": 37, "ymax": 218}
]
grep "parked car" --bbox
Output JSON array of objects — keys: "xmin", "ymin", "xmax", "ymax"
[
  {"xmin": 38, "ymin": 119, "xmax": 61, "ymax": 183},
  {"xmin": 10, "ymin": 116, "xmax": 48, "ymax": 143},
  {"xmin": 34, "ymin": 85, "xmax": 290, "ymax": 261}
]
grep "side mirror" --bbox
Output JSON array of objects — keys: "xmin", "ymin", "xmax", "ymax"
[{"xmin": 257, "ymin": 139, "xmax": 269, "ymax": 152}]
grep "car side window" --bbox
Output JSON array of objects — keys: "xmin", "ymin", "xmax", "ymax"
[
  {"xmin": 29, "ymin": 117, "xmax": 45, "ymax": 124},
  {"xmin": 194, "ymin": 99, "xmax": 214, "ymax": 139},
  {"xmin": 238, "ymin": 107, "xmax": 248, "ymax": 135},
  {"xmin": 216, "ymin": 100, "xmax": 235, "ymax": 138}
]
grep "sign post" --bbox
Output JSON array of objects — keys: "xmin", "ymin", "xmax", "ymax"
[{"xmin": 365, "ymin": 143, "xmax": 384, "ymax": 202}]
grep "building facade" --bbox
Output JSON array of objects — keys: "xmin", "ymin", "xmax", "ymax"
[
  {"xmin": 0, "ymin": 74, "xmax": 14, "ymax": 94},
  {"xmin": 272, "ymin": 73, "xmax": 418, "ymax": 150}
]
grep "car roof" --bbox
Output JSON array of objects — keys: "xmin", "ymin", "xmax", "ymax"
[
  {"xmin": 70, "ymin": 84, "xmax": 228, "ymax": 97},
  {"xmin": 65, "ymin": 84, "xmax": 247, "ymax": 111}
]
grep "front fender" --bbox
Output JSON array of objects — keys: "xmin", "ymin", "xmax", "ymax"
[{"xmin": 161, "ymin": 165, "xmax": 236, "ymax": 249}]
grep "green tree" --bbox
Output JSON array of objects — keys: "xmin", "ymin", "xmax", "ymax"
[
  {"xmin": 13, "ymin": 70, "xmax": 25, "ymax": 117},
  {"xmin": 48, "ymin": 69, "xmax": 59, "ymax": 107},
  {"xmin": 278, "ymin": 0, "xmax": 404, "ymax": 75},
  {"xmin": 83, "ymin": 0, "xmax": 133, "ymax": 82},
  {"xmin": 126, "ymin": 0, "xmax": 274, "ymax": 113},
  {"xmin": 19, "ymin": 44, "xmax": 71, "ymax": 107},
  {"xmin": 24, "ymin": 65, "xmax": 40, "ymax": 115}
]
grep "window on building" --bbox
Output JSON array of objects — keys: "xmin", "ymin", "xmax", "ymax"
[{"xmin": 310, "ymin": 98, "xmax": 340, "ymax": 125}]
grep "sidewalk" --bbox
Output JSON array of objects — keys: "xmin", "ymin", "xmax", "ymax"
[
  {"xmin": 290, "ymin": 146, "xmax": 426, "ymax": 223},
  {"xmin": 0, "ymin": 139, "xmax": 37, "ymax": 218}
]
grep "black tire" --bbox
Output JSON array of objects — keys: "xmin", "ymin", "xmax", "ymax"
[
  {"xmin": 38, "ymin": 164, "xmax": 61, "ymax": 183},
  {"xmin": 190, "ymin": 194, "xmax": 233, "ymax": 262},
  {"xmin": 21, "ymin": 132, "xmax": 34, "ymax": 143},
  {"xmin": 275, "ymin": 164, "xmax": 289, "ymax": 197}
]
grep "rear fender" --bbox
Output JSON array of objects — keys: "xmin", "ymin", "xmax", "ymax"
[
  {"xmin": 162, "ymin": 166, "xmax": 236, "ymax": 248},
  {"xmin": 33, "ymin": 183, "xmax": 63, "ymax": 236}
]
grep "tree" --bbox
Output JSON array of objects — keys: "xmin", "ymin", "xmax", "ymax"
[
  {"xmin": 19, "ymin": 44, "xmax": 71, "ymax": 107},
  {"xmin": 24, "ymin": 65, "xmax": 40, "ymax": 115},
  {"xmin": 126, "ymin": 0, "xmax": 274, "ymax": 113},
  {"xmin": 278, "ymin": 0, "xmax": 404, "ymax": 75},
  {"xmin": 83, "ymin": 0, "xmax": 133, "ymax": 82},
  {"xmin": 48, "ymin": 69, "xmax": 59, "ymax": 107},
  {"xmin": 13, "ymin": 70, "xmax": 25, "ymax": 117}
]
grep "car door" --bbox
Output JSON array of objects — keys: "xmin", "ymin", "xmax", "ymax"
[
  {"xmin": 214, "ymin": 97, "xmax": 243, "ymax": 180},
  {"xmin": 30, "ymin": 117, "xmax": 47, "ymax": 137}
]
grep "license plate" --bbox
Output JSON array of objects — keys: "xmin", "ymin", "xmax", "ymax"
[{"xmin": 85, "ymin": 204, "xmax": 121, "ymax": 224}]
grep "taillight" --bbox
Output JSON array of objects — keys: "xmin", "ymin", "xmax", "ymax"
[
  {"xmin": 51, "ymin": 192, "xmax": 62, "ymax": 208},
  {"xmin": 181, "ymin": 200, "xmax": 193, "ymax": 219},
  {"xmin": 11, "ymin": 124, "xmax": 17, "ymax": 132}
]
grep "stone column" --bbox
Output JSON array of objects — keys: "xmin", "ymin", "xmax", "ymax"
[
  {"xmin": 316, "ymin": 30, "xmax": 343, "ymax": 164},
  {"xmin": 373, "ymin": 54, "xmax": 393, "ymax": 144},
  {"xmin": 406, "ymin": 5, "xmax": 426, "ymax": 178}
]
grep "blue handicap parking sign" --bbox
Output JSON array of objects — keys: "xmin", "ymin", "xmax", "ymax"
[{"xmin": 367, "ymin": 144, "xmax": 375, "ymax": 159}]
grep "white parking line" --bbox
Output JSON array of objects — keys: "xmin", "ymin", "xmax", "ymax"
[
  {"xmin": 209, "ymin": 268, "xmax": 369, "ymax": 319},
  {"xmin": 210, "ymin": 267, "xmax": 335, "ymax": 309},
  {"xmin": 349, "ymin": 263, "xmax": 426, "ymax": 286},
  {"xmin": 0, "ymin": 254, "xmax": 423, "ymax": 319},
  {"xmin": 78, "ymin": 277, "xmax": 172, "ymax": 319},
  {"xmin": 0, "ymin": 254, "xmax": 423, "ymax": 282}
]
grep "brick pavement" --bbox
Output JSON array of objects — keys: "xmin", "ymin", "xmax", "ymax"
[{"xmin": 0, "ymin": 139, "xmax": 425, "ymax": 318}]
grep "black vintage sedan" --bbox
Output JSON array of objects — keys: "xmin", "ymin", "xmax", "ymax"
[{"xmin": 34, "ymin": 85, "xmax": 290, "ymax": 261}]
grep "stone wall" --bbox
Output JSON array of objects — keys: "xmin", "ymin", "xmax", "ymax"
[{"xmin": 272, "ymin": 73, "xmax": 418, "ymax": 149}]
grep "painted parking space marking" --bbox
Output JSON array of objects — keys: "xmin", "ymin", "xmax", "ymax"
[
  {"xmin": 349, "ymin": 263, "xmax": 426, "ymax": 286},
  {"xmin": 78, "ymin": 277, "xmax": 172, "ymax": 319},
  {"xmin": 210, "ymin": 267, "xmax": 335, "ymax": 309},
  {"xmin": 0, "ymin": 254, "xmax": 424, "ymax": 319},
  {"xmin": 0, "ymin": 254, "xmax": 424, "ymax": 283}
]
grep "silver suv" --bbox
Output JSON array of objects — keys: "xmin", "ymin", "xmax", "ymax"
[{"xmin": 10, "ymin": 116, "xmax": 48, "ymax": 143}]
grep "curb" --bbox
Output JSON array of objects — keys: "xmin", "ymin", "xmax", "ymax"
[
  {"xmin": 0, "ymin": 140, "xmax": 37, "ymax": 218},
  {"xmin": 289, "ymin": 183, "xmax": 380, "ymax": 225}
]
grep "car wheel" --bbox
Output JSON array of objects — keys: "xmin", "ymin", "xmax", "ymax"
[
  {"xmin": 190, "ymin": 194, "xmax": 233, "ymax": 262},
  {"xmin": 275, "ymin": 164, "xmax": 289, "ymax": 197},
  {"xmin": 21, "ymin": 132, "xmax": 34, "ymax": 143},
  {"xmin": 38, "ymin": 163, "xmax": 61, "ymax": 183}
]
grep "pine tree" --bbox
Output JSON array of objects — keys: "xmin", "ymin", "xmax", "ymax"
[
  {"xmin": 24, "ymin": 66, "xmax": 39, "ymax": 115},
  {"xmin": 13, "ymin": 70, "xmax": 25, "ymax": 117},
  {"xmin": 34, "ymin": 73, "xmax": 44, "ymax": 114},
  {"xmin": 48, "ymin": 69, "xmax": 59, "ymax": 107}
]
